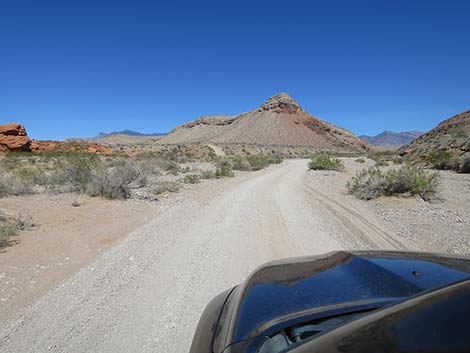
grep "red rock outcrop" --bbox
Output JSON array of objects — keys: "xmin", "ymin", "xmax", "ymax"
[
  {"xmin": 30, "ymin": 140, "xmax": 114, "ymax": 155},
  {"xmin": 0, "ymin": 123, "xmax": 32, "ymax": 151}
]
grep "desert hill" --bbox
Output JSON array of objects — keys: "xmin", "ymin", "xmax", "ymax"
[
  {"xmin": 360, "ymin": 130, "xmax": 422, "ymax": 147},
  {"xmin": 401, "ymin": 110, "xmax": 470, "ymax": 156},
  {"xmin": 160, "ymin": 93, "xmax": 369, "ymax": 152}
]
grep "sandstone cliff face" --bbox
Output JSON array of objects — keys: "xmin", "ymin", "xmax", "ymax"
[
  {"xmin": 160, "ymin": 93, "xmax": 369, "ymax": 153},
  {"xmin": 0, "ymin": 123, "xmax": 32, "ymax": 151}
]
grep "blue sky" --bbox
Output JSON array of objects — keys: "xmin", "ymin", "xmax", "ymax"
[{"xmin": 1, "ymin": 0, "xmax": 469, "ymax": 140}]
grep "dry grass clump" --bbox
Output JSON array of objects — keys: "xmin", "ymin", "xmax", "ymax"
[
  {"xmin": 153, "ymin": 181, "xmax": 181, "ymax": 194},
  {"xmin": 0, "ymin": 212, "xmax": 35, "ymax": 248},
  {"xmin": 308, "ymin": 152, "xmax": 344, "ymax": 171},
  {"xmin": 347, "ymin": 164, "xmax": 440, "ymax": 201}
]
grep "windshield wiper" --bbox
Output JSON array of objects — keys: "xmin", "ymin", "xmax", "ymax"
[{"xmin": 258, "ymin": 309, "xmax": 374, "ymax": 353}]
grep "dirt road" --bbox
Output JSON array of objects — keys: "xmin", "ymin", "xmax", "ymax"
[{"xmin": 0, "ymin": 160, "xmax": 410, "ymax": 353}]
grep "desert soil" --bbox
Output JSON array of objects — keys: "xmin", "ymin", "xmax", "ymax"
[
  {"xmin": 0, "ymin": 194, "xmax": 158, "ymax": 320},
  {"xmin": 0, "ymin": 159, "xmax": 469, "ymax": 353}
]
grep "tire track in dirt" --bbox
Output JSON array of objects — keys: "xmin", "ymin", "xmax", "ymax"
[{"xmin": 302, "ymin": 181, "xmax": 408, "ymax": 250}]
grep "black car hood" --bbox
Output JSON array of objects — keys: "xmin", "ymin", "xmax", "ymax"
[{"xmin": 228, "ymin": 251, "xmax": 470, "ymax": 343}]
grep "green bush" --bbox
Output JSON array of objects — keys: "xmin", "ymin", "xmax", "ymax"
[
  {"xmin": 246, "ymin": 155, "xmax": 283, "ymax": 171},
  {"xmin": 230, "ymin": 155, "xmax": 283, "ymax": 171},
  {"xmin": 215, "ymin": 159, "xmax": 234, "ymax": 178},
  {"xmin": 182, "ymin": 174, "xmax": 201, "ymax": 184},
  {"xmin": 355, "ymin": 158, "xmax": 366, "ymax": 164},
  {"xmin": 153, "ymin": 181, "xmax": 181, "ymax": 194},
  {"xmin": 49, "ymin": 153, "xmax": 99, "ymax": 191},
  {"xmin": 427, "ymin": 149, "xmax": 458, "ymax": 170},
  {"xmin": 347, "ymin": 164, "xmax": 440, "ymax": 201},
  {"xmin": 308, "ymin": 152, "xmax": 344, "ymax": 171}
]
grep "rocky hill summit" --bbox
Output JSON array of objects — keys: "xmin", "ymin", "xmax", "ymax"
[
  {"xmin": 401, "ymin": 110, "xmax": 470, "ymax": 157},
  {"xmin": 258, "ymin": 93, "xmax": 302, "ymax": 114},
  {"xmin": 160, "ymin": 93, "xmax": 368, "ymax": 152}
]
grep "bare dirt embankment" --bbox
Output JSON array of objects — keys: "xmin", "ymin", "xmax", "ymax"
[{"xmin": 0, "ymin": 159, "xmax": 469, "ymax": 353}]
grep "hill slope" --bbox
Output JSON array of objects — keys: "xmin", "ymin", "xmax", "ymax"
[
  {"xmin": 401, "ymin": 110, "xmax": 470, "ymax": 156},
  {"xmin": 360, "ymin": 130, "xmax": 422, "ymax": 147},
  {"xmin": 160, "ymin": 93, "xmax": 368, "ymax": 152}
]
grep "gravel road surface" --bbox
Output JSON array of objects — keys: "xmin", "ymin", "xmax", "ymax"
[{"xmin": 0, "ymin": 160, "xmax": 408, "ymax": 353}]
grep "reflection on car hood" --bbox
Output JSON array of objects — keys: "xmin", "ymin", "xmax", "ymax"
[{"xmin": 231, "ymin": 251, "xmax": 470, "ymax": 342}]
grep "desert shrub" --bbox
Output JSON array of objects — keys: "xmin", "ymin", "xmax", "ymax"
[
  {"xmin": 246, "ymin": 155, "xmax": 283, "ymax": 170},
  {"xmin": 458, "ymin": 157, "xmax": 470, "ymax": 173},
  {"xmin": 231, "ymin": 156, "xmax": 252, "ymax": 171},
  {"xmin": 86, "ymin": 162, "xmax": 146, "ymax": 199},
  {"xmin": 153, "ymin": 181, "xmax": 181, "ymax": 194},
  {"xmin": 347, "ymin": 167, "xmax": 385, "ymax": 200},
  {"xmin": 0, "ymin": 213, "xmax": 34, "ymax": 248},
  {"xmin": 347, "ymin": 164, "xmax": 440, "ymax": 201},
  {"xmin": 49, "ymin": 153, "xmax": 100, "ymax": 191},
  {"xmin": 0, "ymin": 222, "xmax": 18, "ymax": 247},
  {"xmin": 392, "ymin": 156, "xmax": 403, "ymax": 164},
  {"xmin": 451, "ymin": 129, "xmax": 468, "ymax": 139},
  {"xmin": 375, "ymin": 159, "xmax": 389, "ymax": 167},
  {"xmin": 162, "ymin": 160, "xmax": 179, "ymax": 175},
  {"xmin": 182, "ymin": 174, "xmax": 201, "ymax": 184},
  {"xmin": 200, "ymin": 170, "xmax": 217, "ymax": 179},
  {"xmin": 355, "ymin": 158, "xmax": 366, "ymax": 164},
  {"xmin": 0, "ymin": 169, "xmax": 39, "ymax": 196},
  {"xmin": 308, "ymin": 152, "xmax": 344, "ymax": 171},
  {"xmin": 427, "ymin": 149, "xmax": 457, "ymax": 170},
  {"xmin": 230, "ymin": 155, "xmax": 283, "ymax": 171},
  {"xmin": 215, "ymin": 159, "xmax": 234, "ymax": 178}
]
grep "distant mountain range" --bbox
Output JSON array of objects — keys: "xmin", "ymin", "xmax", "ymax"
[
  {"xmin": 359, "ymin": 130, "xmax": 423, "ymax": 147},
  {"xmin": 95, "ymin": 130, "xmax": 167, "ymax": 139}
]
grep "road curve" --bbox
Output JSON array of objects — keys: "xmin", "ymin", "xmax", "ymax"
[{"xmin": 0, "ymin": 160, "xmax": 405, "ymax": 353}]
